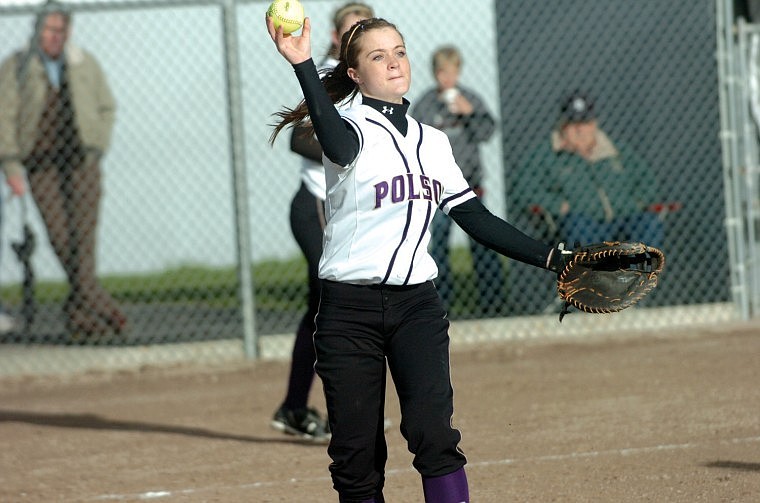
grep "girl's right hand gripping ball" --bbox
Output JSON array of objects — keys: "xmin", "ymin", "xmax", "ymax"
[{"xmin": 267, "ymin": 0, "xmax": 305, "ymax": 34}]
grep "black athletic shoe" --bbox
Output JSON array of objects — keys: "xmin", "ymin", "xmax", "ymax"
[{"xmin": 270, "ymin": 406, "xmax": 331, "ymax": 443}]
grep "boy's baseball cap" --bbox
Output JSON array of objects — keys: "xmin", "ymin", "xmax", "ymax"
[{"xmin": 558, "ymin": 90, "xmax": 596, "ymax": 124}]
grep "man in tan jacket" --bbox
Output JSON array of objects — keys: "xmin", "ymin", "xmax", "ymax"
[{"xmin": 0, "ymin": 3, "xmax": 127, "ymax": 338}]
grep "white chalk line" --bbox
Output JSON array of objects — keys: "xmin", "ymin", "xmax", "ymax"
[{"xmin": 86, "ymin": 435, "xmax": 760, "ymax": 501}]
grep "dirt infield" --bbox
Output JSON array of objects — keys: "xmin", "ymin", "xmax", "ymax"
[{"xmin": 2, "ymin": 321, "xmax": 759, "ymax": 502}]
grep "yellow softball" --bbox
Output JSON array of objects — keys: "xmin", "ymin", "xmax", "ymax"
[{"xmin": 267, "ymin": 0, "xmax": 305, "ymax": 35}]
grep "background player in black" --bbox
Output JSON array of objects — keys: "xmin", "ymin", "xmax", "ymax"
[
  {"xmin": 267, "ymin": 15, "xmax": 569, "ymax": 503},
  {"xmin": 270, "ymin": 1, "xmax": 375, "ymax": 444}
]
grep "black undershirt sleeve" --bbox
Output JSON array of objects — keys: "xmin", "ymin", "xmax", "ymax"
[
  {"xmin": 293, "ymin": 59, "xmax": 359, "ymax": 166},
  {"xmin": 448, "ymin": 198, "xmax": 556, "ymax": 270}
]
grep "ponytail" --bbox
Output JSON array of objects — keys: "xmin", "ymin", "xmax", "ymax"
[{"xmin": 268, "ymin": 62, "xmax": 358, "ymax": 145}]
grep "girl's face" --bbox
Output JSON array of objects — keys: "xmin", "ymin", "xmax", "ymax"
[{"xmin": 347, "ymin": 27, "xmax": 410, "ymax": 104}]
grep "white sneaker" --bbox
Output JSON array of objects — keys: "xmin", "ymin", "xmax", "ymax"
[{"xmin": 0, "ymin": 312, "xmax": 16, "ymax": 334}]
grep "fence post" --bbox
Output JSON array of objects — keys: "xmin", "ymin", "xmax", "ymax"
[
  {"xmin": 717, "ymin": 0, "xmax": 751, "ymax": 319},
  {"xmin": 221, "ymin": 0, "xmax": 258, "ymax": 358}
]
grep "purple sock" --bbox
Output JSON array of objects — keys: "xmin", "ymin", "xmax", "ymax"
[{"xmin": 422, "ymin": 467, "xmax": 469, "ymax": 503}]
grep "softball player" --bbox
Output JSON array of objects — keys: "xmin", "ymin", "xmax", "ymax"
[
  {"xmin": 267, "ymin": 16, "xmax": 565, "ymax": 503},
  {"xmin": 271, "ymin": 1, "xmax": 375, "ymax": 444}
]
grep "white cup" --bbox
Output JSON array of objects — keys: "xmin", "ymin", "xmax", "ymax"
[{"xmin": 441, "ymin": 88, "xmax": 460, "ymax": 112}]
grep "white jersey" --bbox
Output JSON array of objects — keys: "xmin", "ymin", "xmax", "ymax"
[
  {"xmin": 300, "ymin": 57, "xmax": 361, "ymax": 199},
  {"xmin": 319, "ymin": 104, "xmax": 475, "ymax": 285}
]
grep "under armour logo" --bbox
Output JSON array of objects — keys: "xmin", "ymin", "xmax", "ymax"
[{"xmin": 382, "ymin": 106, "xmax": 394, "ymax": 115}]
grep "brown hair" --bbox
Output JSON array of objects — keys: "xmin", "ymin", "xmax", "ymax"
[
  {"xmin": 269, "ymin": 17, "xmax": 400, "ymax": 144},
  {"xmin": 431, "ymin": 45, "xmax": 461, "ymax": 73}
]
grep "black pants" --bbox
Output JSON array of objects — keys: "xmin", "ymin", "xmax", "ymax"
[
  {"xmin": 282, "ymin": 182, "xmax": 325, "ymax": 409},
  {"xmin": 314, "ymin": 280, "xmax": 466, "ymax": 502}
]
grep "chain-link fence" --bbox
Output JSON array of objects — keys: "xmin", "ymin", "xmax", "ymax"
[
  {"xmin": 494, "ymin": 1, "xmax": 723, "ymax": 318},
  {"xmin": 0, "ymin": 0, "xmax": 755, "ymax": 377}
]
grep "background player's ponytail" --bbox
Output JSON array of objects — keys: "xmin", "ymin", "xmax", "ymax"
[{"xmin": 269, "ymin": 17, "xmax": 401, "ymax": 145}]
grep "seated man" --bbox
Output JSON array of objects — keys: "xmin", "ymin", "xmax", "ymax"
[
  {"xmin": 514, "ymin": 90, "xmax": 663, "ymax": 249},
  {"xmin": 508, "ymin": 91, "xmax": 664, "ymax": 315}
]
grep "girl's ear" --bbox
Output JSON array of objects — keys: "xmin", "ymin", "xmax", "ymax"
[{"xmin": 347, "ymin": 67, "xmax": 361, "ymax": 85}]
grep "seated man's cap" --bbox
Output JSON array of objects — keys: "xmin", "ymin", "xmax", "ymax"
[{"xmin": 559, "ymin": 90, "xmax": 596, "ymax": 124}]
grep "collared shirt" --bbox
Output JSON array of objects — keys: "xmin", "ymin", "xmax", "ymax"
[{"xmin": 39, "ymin": 50, "xmax": 63, "ymax": 89}]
